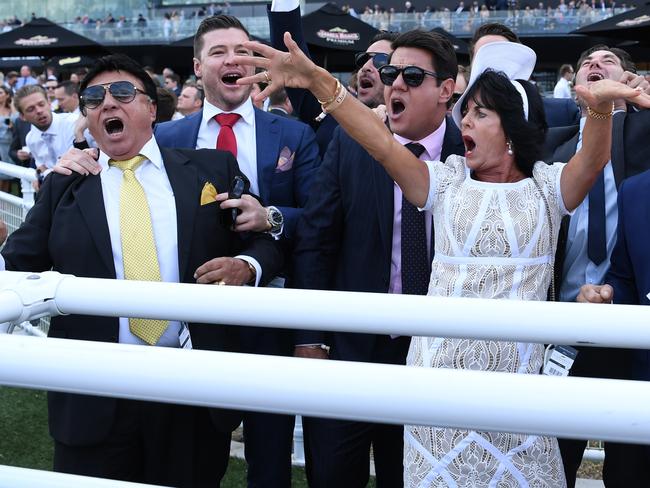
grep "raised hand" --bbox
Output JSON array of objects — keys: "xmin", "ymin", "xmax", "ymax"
[
  {"xmin": 576, "ymin": 78, "xmax": 650, "ymax": 111},
  {"xmin": 235, "ymin": 32, "xmax": 323, "ymax": 103}
]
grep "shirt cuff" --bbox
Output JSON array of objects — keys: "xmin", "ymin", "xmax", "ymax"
[
  {"xmin": 271, "ymin": 0, "xmax": 300, "ymax": 12},
  {"xmin": 0, "ymin": 253, "xmax": 5, "ymax": 271},
  {"xmin": 235, "ymin": 255, "xmax": 262, "ymax": 287}
]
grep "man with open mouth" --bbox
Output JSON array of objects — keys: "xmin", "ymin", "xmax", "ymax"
[
  {"xmin": 0, "ymin": 53, "xmax": 283, "ymax": 487},
  {"xmin": 546, "ymin": 44, "xmax": 650, "ymax": 488},
  {"xmin": 291, "ymin": 30, "xmax": 465, "ymax": 488}
]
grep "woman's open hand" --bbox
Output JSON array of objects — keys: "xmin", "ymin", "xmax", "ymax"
[
  {"xmin": 576, "ymin": 78, "xmax": 650, "ymax": 112},
  {"xmin": 235, "ymin": 32, "xmax": 320, "ymax": 103}
]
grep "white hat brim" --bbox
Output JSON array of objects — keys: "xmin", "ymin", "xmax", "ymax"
[{"xmin": 451, "ymin": 41, "xmax": 537, "ymax": 128}]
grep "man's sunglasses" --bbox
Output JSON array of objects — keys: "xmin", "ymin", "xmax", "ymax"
[
  {"xmin": 378, "ymin": 65, "xmax": 442, "ymax": 87},
  {"xmin": 354, "ymin": 51, "xmax": 389, "ymax": 70},
  {"xmin": 80, "ymin": 81, "xmax": 149, "ymax": 112}
]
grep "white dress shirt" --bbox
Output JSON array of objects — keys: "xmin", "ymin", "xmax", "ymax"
[
  {"xmin": 553, "ymin": 77, "xmax": 572, "ymax": 99},
  {"xmin": 196, "ymin": 97, "xmax": 260, "ymax": 196},
  {"xmin": 25, "ymin": 112, "xmax": 79, "ymax": 169}
]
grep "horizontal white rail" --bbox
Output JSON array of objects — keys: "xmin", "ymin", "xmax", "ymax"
[
  {"xmin": 0, "ymin": 465, "xmax": 168, "ymax": 488},
  {"xmin": 0, "ymin": 161, "xmax": 38, "ymax": 182},
  {"xmin": 1, "ymin": 271, "xmax": 649, "ymax": 349},
  {"xmin": 0, "ymin": 190, "xmax": 27, "ymax": 207},
  {"xmin": 1, "ymin": 334, "xmax": 649, "ymax": 444}
]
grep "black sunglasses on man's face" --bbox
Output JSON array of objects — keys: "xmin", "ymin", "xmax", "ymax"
[
  {"xmin": 354, "ymin": 51, "xmax": 389, "ymax": 70},
  {"xmin": 80, "ymin": 81, "xmax": 149, "ymax": 113},
  {"xmin": 378, "ymin": 65, "xmax": 442, "ymax": 88}
]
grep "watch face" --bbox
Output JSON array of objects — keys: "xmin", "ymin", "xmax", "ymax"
[{"xmin": 269, "ymin": 208, "xmax": 283, "ymax": 226}]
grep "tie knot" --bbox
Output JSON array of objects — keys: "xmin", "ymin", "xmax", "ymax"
[
  {"xmin": 109, "ymin": 155, "xmax": 147, "ymax": 172},
  {"xmin": 405, "ymin": 142, "xmax": 425, "ymax": 158},
  {"xmin": 215, "ymin": 113, "xmax": 241, "ymax": 128}
]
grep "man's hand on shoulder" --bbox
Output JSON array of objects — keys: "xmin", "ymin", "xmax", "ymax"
[
  {"xmin": 53, "ymin": 148, "xmax": 101, "ymax": 176},
  {"xmin": 577, "ymin": 284, "xmax": 613, "ymax": 304},
  {"xmin": 0, "ymin": 219, "xmax": 7, "ymax": 245},
  {"xmin": 216, "ymin": 193, "xmax": 270, "ymax": 232},
  {"xmin": 194, "ymin": 257, "xmax": 254, "ymax": 286}
]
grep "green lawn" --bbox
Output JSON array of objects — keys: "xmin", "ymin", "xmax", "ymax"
[{"xmin": 0, "ymin": 386, "xmax": 376, "ymax": 487}]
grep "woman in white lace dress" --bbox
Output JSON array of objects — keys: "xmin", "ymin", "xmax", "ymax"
[{"xmin": 235, "ymin": 35, "xmax": 650, "ymax": 487}]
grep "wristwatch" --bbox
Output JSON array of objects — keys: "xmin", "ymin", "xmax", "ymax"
[{"xmin": 266, "ymin": 206, "xmax": 284, "ymax": 236}]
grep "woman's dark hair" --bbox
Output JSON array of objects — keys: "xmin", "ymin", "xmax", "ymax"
[{"xmin": 460, "ymin": 70, "xmax": 547, "ymax": 178}]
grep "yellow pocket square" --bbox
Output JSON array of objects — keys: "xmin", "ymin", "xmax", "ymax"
[{"xmin": 200, "ymin": 182, "xmax": 218, "ymax": 205}]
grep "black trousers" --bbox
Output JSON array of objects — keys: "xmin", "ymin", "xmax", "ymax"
[
  {"xmin": 242, "ymin": 411, "xmax": 295, "ymax": 488},
  {"xmin": 54, "ymin": 399, "xmax": 232, "ymax": 487},
  {"xmin": 559, "ymin": 438, "xmax": 650, "ymax": 488},
  {"xmin": 303, "ymin": 417, "xmax": 404, "ymax": 488}
]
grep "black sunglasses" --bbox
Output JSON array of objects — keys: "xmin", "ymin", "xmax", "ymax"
[
  {"xmin": 379, "ymin": 65, "xmax": 442, "ymax": 87},
  {"xmin": 354, "ymin": 51, "xmax": 389, "ymax": 70},
  {"xmin": 80, "ymin": 81, "xmax": 149, "ymax": 111}
]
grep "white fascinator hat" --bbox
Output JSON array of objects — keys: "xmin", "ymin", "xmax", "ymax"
[{"xmin": 451, "ymin": 41, "xmax": 537, "ymax": 129}]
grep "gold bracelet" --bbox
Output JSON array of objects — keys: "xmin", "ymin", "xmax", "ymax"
[
  {"xmin": 322, "ymin": 83, "xmax": 347, "ymax": 114},
  {"xmin": 586, "ymin": 103, "xmax": 615, "ymax": 120},
  {"xmin": 316, "ymin": 79, "xmax": 342, "ymax": 106}
]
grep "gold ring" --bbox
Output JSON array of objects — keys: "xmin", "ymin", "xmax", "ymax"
[{"xmin": 263, "ymin": 71, "xmax": 271, "ymax": 83}]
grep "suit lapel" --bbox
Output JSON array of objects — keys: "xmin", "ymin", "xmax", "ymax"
[
  {"xmin": 73, "ymin": 176, "xmax": 115, "ymax": 277},
  {"xmin": 611, "ymin": 111, "xmax": 626, "ymax": 188},
  {"xmin": 440, "ymin": 115, "xmax": 464, "ymax": 161},
  {"xmin": 162, "ymin": 147, "xmax": 198, "ymax": 281},
  {"xmin": 254, "ymin": 108, "xmax": 280, "ymax": 204},
  {"xmin": 554, "ymin": 132, "xmax": 580, "ymax": 164}
]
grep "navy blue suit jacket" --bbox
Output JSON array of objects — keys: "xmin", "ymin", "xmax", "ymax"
[
  {"xmin": 542, "ymin": 98, "xmax": 580, "ymax": 128},
  {"xmin": 293, "ymin": 118, "xmax": 464, "ymax": 362},
  {"xmin": 268, "ymin": 5, "xmax": 340, "ymax": 157},
  {"xmin": 605, "ymin": 171, "xmax": 650, "ymax": 381},
  {"xmin": 154, "ymin": 107, "xmax": 320, "ymax": 242}
]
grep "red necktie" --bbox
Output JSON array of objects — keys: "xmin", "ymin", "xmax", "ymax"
[{"xmin": 215, "ymin": 113, "xmax": 241, "ymax": 158}]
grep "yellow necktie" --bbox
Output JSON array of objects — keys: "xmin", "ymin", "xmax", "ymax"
[{"xmin": 109, "ymin": 155, "xmax": 167, "ymax": 345}]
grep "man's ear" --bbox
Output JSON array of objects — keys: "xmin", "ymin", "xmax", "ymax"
[
  {"xmin": 438, "ymin": 78, "xmax": 456, "ymax": 105},
  {"xmin": 193, "ymin": 58, "xmax": 202, "ymax": 79}
]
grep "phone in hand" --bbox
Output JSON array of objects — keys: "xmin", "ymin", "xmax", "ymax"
[{"xmin": 227, "ymin": 176, "xmax": 245, "ymax": 230}]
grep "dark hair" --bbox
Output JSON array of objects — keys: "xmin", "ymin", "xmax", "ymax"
[
  {"xmin": 576, "ymin": 44, "xmax": 636, "ymax": 74},
  {"xmin": 0, "ymin": 86, "xmax": 12, "ymax": 109},
  {"xmin": 559, "ymin": 64, "xmax": 574, "ymax": 77},
  {"xmin": 56, "ymin": 80, "xmax": 79, "ymax": 96},
  {"xmin": 165, "ymin": 72, "xmax": 181, "ymax": 84},
  {"xmin": 269, "ymin": 87, "xmax": 289, "ymax": 106},
  {"xmin": 194, "ymin": 15, "xmax": 250, "ymax": 58},
  {"xmin": 469, "ymin": 23, "xmax": 520, "ymax": 60},
  {"xmin": 79, "ymin": 54, "xmax": 158, "ymax": 114},
  {"xmin": 14, "ymin": 84, "xmax": 47, "ymax": 114},
  {"xmin": 461, "ymin": 70, "xmax": 547, "ymax": 178},
  {"xmin": 155, "ymin": 87, "xmax": 177, "ymax": 123},
  {"xmin": 370, "ymin": 31, "xmax": 399, "ymax": 45},
  {"xmin": 390, "ymin": 30, "xmax": 458, "ymax": 85}
]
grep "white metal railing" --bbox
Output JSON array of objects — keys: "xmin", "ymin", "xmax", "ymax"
[
  {"xmin": 0, "ymin": 269, "xmax": 634, "ymax": 480},
  {"xmin": 1, "ymin": 271, "xmax": 648, "ymax": 349},
  {"xmin": 0, "ymin": 465, "xmax": 168, "ymax": 488},
  {"xmin": 0, "ymin": 161, "xmax": 37, "ymax": 214},
  {"xmin": 2, "ymin": 333, "xmax": 650, "ymax": 445}
]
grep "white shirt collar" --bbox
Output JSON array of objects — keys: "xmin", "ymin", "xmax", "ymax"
[
  {"xmin": 393, "ymin": 117, "xmax": 447, "ymax": 160},
  {"xmin": 202, "ymin": 96, "xmax": 255, "ymax": 127},
  {"xmin": 98, "ymin": 136, "xmax": 163, "ymax": 171}
]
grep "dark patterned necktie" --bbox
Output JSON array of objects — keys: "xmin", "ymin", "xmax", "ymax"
[
  {"xmin": 401, "ymin": 142, "xmax": 430, "ymax": 295},
  {"xmin": 587, "ymin": 171, "xmax": 607, "ymax": 265}
]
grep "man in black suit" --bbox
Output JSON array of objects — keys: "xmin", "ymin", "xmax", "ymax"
[
  {"xmin": 293, "ymin": 30, "xmax": 465, "ymax": 488},
  {"xmin": 0, "ymin": 54, "xmax": 282, "ymax": 487},
  {"xmin": 545, "ymin": 45, "xmax": 650, "ymax": 488},
  {"xmin": 9, "ymin": 117, "xmax": 34, "ymax": 168}
]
